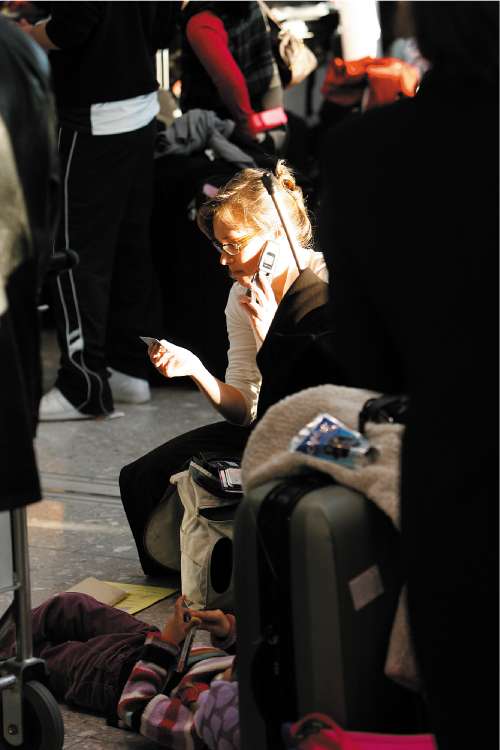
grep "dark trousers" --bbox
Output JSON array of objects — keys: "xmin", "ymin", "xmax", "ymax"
[
  {"xmin": 50, "ymin": 121, "xmax": 157, "ymax": 415},
  {"xmin": 3, "ymin": 593, "xmax": 154, "ymax": 717},
  {"xmin": 120, "ymin": 420, "xmax": 251, "ymax": 575}
]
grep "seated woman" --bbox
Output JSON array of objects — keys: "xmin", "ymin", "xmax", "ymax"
[
  {"xmin": 0, "ymin": 594, "xmax": 238, "ymax": 750},
  {"xmin": 120, "ymin": 160, "xmax": 328, "ymax": 574}
]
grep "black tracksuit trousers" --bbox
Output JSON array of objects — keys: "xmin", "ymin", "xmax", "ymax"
[{"xmin": 50, "ymin": 121, "xmax": 156, "ymax": 415}]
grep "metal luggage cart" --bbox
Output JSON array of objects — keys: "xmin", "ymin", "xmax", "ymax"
[
  {"xmin": 0, "ymin": 508, "xmax": 64, "ymax": 750},
  {"xmin": 0, "ymin": 15, "xmax": 69, "ymax": 750},
  {"xmin": 0, "ymin": 242, "xmax": 77, "ymax": 750}
]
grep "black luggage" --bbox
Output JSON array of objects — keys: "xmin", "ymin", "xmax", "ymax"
[{"xmin": 234, "ymin": 473, "xmax": 422, "ymax": 750}]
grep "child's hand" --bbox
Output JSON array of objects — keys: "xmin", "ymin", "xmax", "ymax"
[
  {"xmin": 161, "ymin": 596, "xmax": 200, "ymax": 646},
  {"xmin": 187, "ymin": 607, "xmax": 231, "ymax": 640}
]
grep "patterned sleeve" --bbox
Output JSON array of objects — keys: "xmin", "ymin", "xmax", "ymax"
[
  {"xmin": 118, "ymin": 635, "xmax": 235, "ymax": 748},
  {"xmin": 117, "ymin": 634, "xmax": 198, "ymax": 746}
]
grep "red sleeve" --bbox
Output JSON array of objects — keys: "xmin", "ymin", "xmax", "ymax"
[{"xmin": 186, "ymin": 11, "xmax": 255, "ymax": 133}]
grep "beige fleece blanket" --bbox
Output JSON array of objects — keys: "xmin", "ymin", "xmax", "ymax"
[{"xmin": 241, "ymin": 383, "xmax": 420, "ymax": 692}]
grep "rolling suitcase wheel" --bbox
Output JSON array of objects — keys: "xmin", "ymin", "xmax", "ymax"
[{"xmin": 1, "ymin": 681, "xmax": 64, "ymax": 750}]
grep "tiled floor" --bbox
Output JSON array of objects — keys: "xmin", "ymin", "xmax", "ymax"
[{"xmin": 1, "ymin": 330, "xmax": 221, "ymax": 748}]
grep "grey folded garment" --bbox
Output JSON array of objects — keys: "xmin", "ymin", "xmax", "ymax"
[
  {"xmin": 241, "ymin": 383, "xmax": 421, "ymax": 692},
  {"xmin": 155, "ymin": 108, "xmax": 256, "ymax": 169}
]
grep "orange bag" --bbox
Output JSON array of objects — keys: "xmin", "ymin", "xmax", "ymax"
[{"xmin": 321, "ymin": 56, "xmax": 420, "ymax": 110}]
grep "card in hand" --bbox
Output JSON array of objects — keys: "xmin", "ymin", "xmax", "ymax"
[{"xmin": 139, "ymin": 336, "xmax": 164, "ymax": 347}]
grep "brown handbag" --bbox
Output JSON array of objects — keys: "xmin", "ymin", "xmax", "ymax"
[{"xmin": 259, "ymin": 1, "xmax": 318, "ymax": 88}]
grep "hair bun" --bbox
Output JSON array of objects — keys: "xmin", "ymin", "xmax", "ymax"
[{"xmin": 274, "ymin": 159, "xmax": 297, "ymax": 192}]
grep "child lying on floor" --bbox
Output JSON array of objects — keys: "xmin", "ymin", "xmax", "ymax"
[{"xmin": 0, "ymin": 593, "xmax": 238, "ymax": 749}]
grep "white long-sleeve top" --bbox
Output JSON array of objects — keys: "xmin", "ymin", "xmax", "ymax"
[{"xmin": 224, "ymin": 251, "xmax": 328, "ymax": 424}]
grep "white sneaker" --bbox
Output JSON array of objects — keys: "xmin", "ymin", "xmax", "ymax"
[
  {"xmin": 39, "ymin": 388, "xmax": 95, "ymax": 422},
  {"xmin": 108, "ymin": 368, "xmax": 151, "ymax": 404}
]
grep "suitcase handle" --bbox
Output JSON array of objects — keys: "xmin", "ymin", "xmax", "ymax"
[{"xmin": 358, "ymin": 394, "xmax": 409, "ymax": 434}]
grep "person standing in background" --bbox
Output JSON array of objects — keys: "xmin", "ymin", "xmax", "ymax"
[
  {"xmin": 0, "ymin": 15, "xmax": 58, "ymax": 512},
  {"xmin": 180, "ymin": 1, "xmax": 287, "ymax": 147},
  {"xmin": 319, "ymin": 3, "xmax": 498, "ymax": 747},
  {"xmin": 21, "ymin": 2, "xmax": 180, "ymax": 420}
]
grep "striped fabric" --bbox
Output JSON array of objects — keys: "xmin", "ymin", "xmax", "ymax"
[
  {"xmin": 117, "ymin": 634, "xmax": 236, "ymax": 749},
  {"xmin": 141, "ymin": 693, "xmax": 202, "ymax": 749}
]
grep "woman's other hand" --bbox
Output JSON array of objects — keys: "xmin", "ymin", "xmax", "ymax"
[
  {"xmin": 149, "ymin": 339, "xmax": 202, "ymax": 379},
  {"xmin": 161, "ymin": 596, "xmax": 201, "ymax": 646},
  {"xmin": 239, "ymin": 271, "xmax": 278, "ymax": 345},
  {"xmin": 146, "ymin": 338, "xmax": 248, "ymax": 425}
]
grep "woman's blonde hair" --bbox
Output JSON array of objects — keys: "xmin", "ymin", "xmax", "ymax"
[{"xmin": 197, "ymin": 160, "xmax": 312, "ymax": 248}]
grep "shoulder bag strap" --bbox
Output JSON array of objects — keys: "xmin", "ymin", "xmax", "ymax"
[{"xmin": 258, "ymin": 0, "xmax": 282, "ymax": 30}]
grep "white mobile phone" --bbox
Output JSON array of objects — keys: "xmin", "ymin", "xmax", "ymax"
[
  {"xmin": 246, "ymin": 245, "xmax": 279, "ymax": 299},
  {"xmin": 259, "ymin": 246, "xmax": 277, "ymax": 278},
  {"xmin": 139, "ymin": 336, "xmax": 163, "ymax": 347}
]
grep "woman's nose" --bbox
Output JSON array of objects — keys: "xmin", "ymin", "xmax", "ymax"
[{"xmin": 219, "ymin": 253, "xmax": 231, "ymax": 267}]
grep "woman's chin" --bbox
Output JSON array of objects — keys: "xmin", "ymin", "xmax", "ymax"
[{"xmin": 232, "ymin": 274, "xmax": 251, "ymax": 288}]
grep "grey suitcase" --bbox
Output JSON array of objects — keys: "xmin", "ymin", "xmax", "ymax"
[{"xmin": 234, "ymin": 473, "xmax": 422, "ymax": 749}]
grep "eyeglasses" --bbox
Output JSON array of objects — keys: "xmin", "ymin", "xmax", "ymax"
[{"xmin": 211, "ymin": 240, "xmax": 243, "ymax": 256}]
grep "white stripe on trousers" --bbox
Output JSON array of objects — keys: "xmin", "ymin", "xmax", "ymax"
[{"xmin": 55, "ymin": 128, "xmax": 110, "ymax": 414}]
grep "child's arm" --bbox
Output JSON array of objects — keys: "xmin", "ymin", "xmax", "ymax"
[
  {"xmin": 117, "ymin": 634, "xmax": 181, "ymax": 732},
  {"xmin": 117, "ymin": 597, "xmax": 198, "ymax": 738}
]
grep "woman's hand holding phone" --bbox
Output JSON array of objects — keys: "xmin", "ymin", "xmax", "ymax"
[
  {"xmin": 149, "ymin": 339, "xmax": 202, "ymax": 380},
  {"xmin": 239, "ymin": 271, "xmax": 278, "ymax": 345}
]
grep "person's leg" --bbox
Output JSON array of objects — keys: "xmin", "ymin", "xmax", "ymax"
[
  {"xmin": 47, "ymin": 128, "xmax": 119, "ymax": 415},
  {"xmin": 31, "ymin": 593, "xmax": 154, "ymax": 716},
  {"xmin": 107, "ymin": 121, "xmax": 157, "ymax": 380},
  {"xmin": 47, "ymin": 127, "xmax": 143, "ymax": 416},
  {"xmin": 120, "ymin": 421, "xmax": 250, "ymax": 575},
  {"xmin": 31, "ymin": 592, "xmax": 152, "ymax": 645}
]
